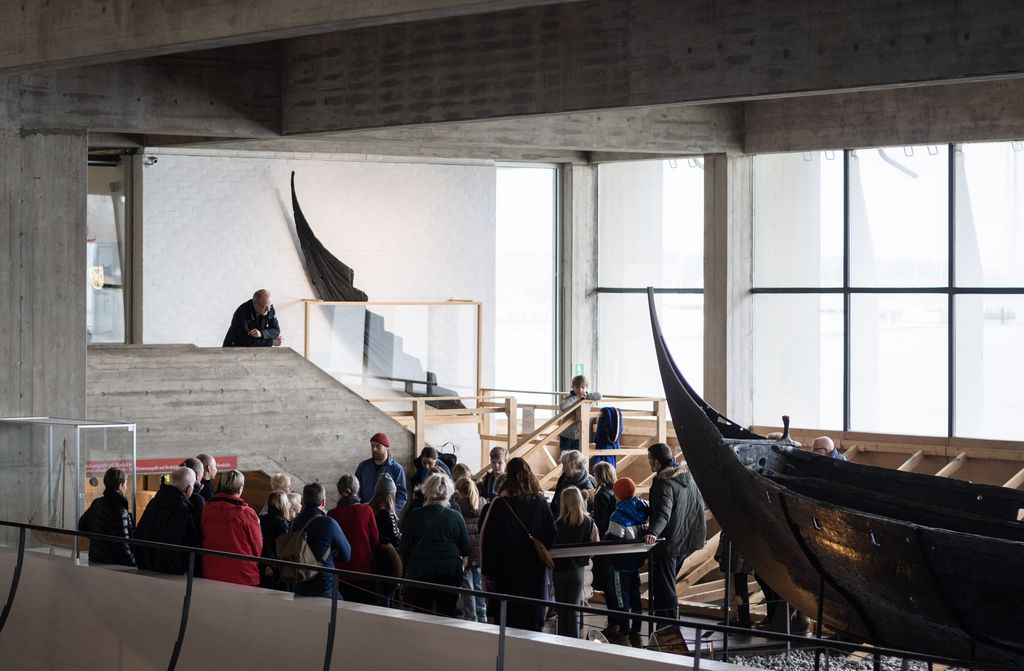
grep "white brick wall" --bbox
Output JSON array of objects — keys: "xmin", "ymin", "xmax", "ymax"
[{"xmin": 141, "ymin": 149, "xmax": 497, "ymax": 396}]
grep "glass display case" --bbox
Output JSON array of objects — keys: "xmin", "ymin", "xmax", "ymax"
[{"xmin": 0, "ymin": 417, "xmax": 136, "ymax": 552}]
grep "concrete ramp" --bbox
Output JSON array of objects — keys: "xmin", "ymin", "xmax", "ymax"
[
  {"xmin": 0, "ymin": 548, "xmax": 736, "ymax": 671},
  {"xmin": 86, "ymin": 345, "xmax": 414, "ymax": 489}
]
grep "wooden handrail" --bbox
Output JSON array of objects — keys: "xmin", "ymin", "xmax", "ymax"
[
  {"xmin": 305, "ymin": 299, "xmax": 480, "ymax": 306},
  {"xmin": 365, "ymin": 395, "xmax": 506, "ymax": 404}
]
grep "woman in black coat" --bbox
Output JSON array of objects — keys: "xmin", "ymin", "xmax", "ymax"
[
  {"xmin": 78, "ymin": 467, "xmax": 136, "ymax": 566},
  {"xmin": 481, "ymin": 458, "xmax": 557, "ymax": 631},
  {"xmin": 258, "ymin": 491, "xmax": 293, "ymax": 590}
]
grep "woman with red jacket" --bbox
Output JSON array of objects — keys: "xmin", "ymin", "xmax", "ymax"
[
  {"xmin": 201, "ymin": 470, "xmax": 262, "ymax": 585},
  {"xmin": 328, "ymin": 473, "xmax": 380, "ymax": 603}
]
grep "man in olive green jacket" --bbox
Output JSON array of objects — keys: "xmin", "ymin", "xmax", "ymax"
[{"xmin": 643, "ymin": 443, "xmax": 706, "ymax": 619}]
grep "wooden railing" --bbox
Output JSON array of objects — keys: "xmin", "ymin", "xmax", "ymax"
[
  {"xmin": 366, "ymin": 387, "xmax": 676, "ymax": 491},
  {"xmin": 480, "ymin": 388, "xmax": 672, "ymax": 488}
]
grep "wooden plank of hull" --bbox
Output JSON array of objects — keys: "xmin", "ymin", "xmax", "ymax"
[
  {"xmin": 782, "ymin": 491, "xmax": 980, "ymax": 661},
  {"xmin": 767, "ymin": 448, "xmax": 1024, "ymax": 534},
  {"xmin": 917, "ymin": 526, "xmax": 1024, "ymax": 658}
]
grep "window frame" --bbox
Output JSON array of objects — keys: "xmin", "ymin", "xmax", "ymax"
[{"xmin": 753, "ymin": 143, "xmax": 1024, "ymax": 437}]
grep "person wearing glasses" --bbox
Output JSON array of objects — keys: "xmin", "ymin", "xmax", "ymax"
[{"xmin": 222, "ymin": 289, "xmax": 283, "ymax": 347}]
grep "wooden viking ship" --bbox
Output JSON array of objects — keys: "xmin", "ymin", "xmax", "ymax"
[{"xmin": 647, "ymin": 288, "xmax": 1024, "ymax": 667}]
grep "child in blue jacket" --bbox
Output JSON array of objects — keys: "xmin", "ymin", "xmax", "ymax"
[{"xmin": 602, "ymin": 477, "xmax": 649, "ymax": 647}]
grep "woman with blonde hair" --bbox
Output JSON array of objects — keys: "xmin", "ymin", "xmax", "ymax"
[
  {"xmin": 481, "ymin": 457, "xmax": 557, "ymax": 631},
  {"xmin": 287, "ymin": 492, "xmax": 302, "ymax": 518},
  {"xmin": 553, "ymin": 486, "xmax": 598, "ymax": 638},
  {"xmin": 454, "ymin": 476, "xmax": 487, "ymax": 621},
  {"xmin": 259, "ymin": 490, "xmax": 292, "ymax": 590}
]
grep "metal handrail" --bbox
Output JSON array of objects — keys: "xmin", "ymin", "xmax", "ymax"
[{"xmin": 0, "ymin": 519, "xmax": 1005, "ymax": 671}]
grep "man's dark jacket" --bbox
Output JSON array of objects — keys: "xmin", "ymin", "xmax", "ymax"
[
  {"xmin": 135, "ymin": 484, "xmax": 201, "ymax": 574},
  {"xmin": 646, "ymin": 464, "xmax": 706, "ymax": 559},
  {"xmin": 198, "ymin": 478, "xmax": 215, "ymax": 502},
  {"xmin": 222, "ymin": 300, "xmax": 280, "ymax": 347},
  {"xmin": 78, "ymin": 490, "xmax": 136, "ymax": 566}
]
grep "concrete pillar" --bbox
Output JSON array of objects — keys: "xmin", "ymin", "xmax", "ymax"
[
  {"xmin": 0, "ymin": 129, "xmax": 87, "ymax": 417},
  {"xmin": 704, "ymin": 154, "xmax": 753, "ymax": 421},
  {"xmin": 559, "ymin": 164, "xmax": 598, "ymax": 389}
]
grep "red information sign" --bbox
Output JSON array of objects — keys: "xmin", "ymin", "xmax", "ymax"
[{"xmin": 85, "ymin": 456, "xmax": 238, "ymax": 476}]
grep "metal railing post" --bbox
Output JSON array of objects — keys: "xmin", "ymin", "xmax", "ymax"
[
  {"xmin": 693, "ymin": 626, "xmax": 703, "ymax": 671},
  {"xmin": 647, "ymin": 545, "xmax": 655, "ymax": 638},
  {"xmin": 166, "ymin": 551, "xmax": 195, "ymax": 671},
  {"xmin": 785, "ymin": 601, "xmax": 792, "ymax": 660},
  {"xmin": 0, "ymin": 526, "xmax": 27, "ymax": 635},
  {"xmin": 324, "ymin": 573, "xmax": 339, "ymax": 671},
  {"xmin": 814, "ymin": 574, "xmax": 826, "ymax": 671},
  {"xmin": 722, "ymin": 540, "xmax": 732, "ymax": 660},
  {"xmin": 496, "ymin": 598, "xmax": 508, "ymax": 671}
]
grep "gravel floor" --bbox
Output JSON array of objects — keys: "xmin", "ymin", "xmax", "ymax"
[{"xmin": 734, "ymin": 649, "xmax": 952, "ymax": 671}]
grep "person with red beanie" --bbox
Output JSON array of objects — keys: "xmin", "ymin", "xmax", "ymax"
[{"xmin": 354, "ymin": 432, "xmax": 408, "ymax": 513}]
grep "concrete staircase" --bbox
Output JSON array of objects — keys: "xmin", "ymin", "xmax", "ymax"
[{"xmin": 86, "ymin": 345, "xmax": 414, "ymax": 491}]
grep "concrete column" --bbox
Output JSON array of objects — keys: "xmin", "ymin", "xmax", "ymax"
[
  {"xmin": 704, "ymin": 154, "xmax": 753, "ymax": 421},
  {"xmin": 0, "ymin": 129, "xmax": 88, "ymax": 417},
  {"xmin": 559, "ymin": 163, "xmax": 598, "ymax": 389}
]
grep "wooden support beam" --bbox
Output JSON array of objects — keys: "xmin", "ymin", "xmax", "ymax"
[
  {"xmin": 676, "ymin": 558, "xmax": 720, "ymax": 597},
  {"xmin": 655, "ymin": 399, "xmax": 668, "ymax": 446},
  {"xmin": 284, "ymin": 0, "xmax": 1024, "ymax": 134},
  {"xmin": 841, "ymin": 445, "xmax": 860, "ymax": 461},
  {"xmin": 505, "ymin": 397, "xmax": 518, "ymax": 454},
  {"xmin": 413, "ymin": 399, "xmax": 426, "ymax": 455},
  {"xmin": 0, "ymin": 0, "xmax": 583, "ymax": 76},
  {"xmin": 935, "ymin": 452, "xmax": 968, "ymax": 478},
  {"xmin": 897, "ymin": 449, "xmax": 926, "ymax": 472},
  {"xmin": 1002, "ymin": 465, "xmax": 1024, "ymax": 490}
]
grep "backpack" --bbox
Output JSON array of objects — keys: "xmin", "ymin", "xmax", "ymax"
[
  {"xmin": 276, "ymin": 514, "xmax": 331, "ymax": 583},
  {"xmin": 436, "ymin": 442, "xmax": 459, "ymax": 473}
]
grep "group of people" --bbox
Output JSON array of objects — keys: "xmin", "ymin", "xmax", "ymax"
[{"xmin": 78, "ymin": 428, "xmax": 709, "ymax": 645}]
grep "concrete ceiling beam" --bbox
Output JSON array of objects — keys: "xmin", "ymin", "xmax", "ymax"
[
  {"xmin": 316, "ymin": 104, "xmax": 744, "ymax": 155},
  {"xmin": 0, "ymin": 0, "xmax": 584, "ymax": 76},
  {"xmin": 1, "ymin": 45, "xmax": 280, "ymax": 138},
  {"xmin": 157, "ymin": 136, "xmax": 594, "ymax": 165},
  {"xmin": 745, "ymin": 79, "xmax": 1024, "ymax": 154},
  {"xmin": 283, "ymin": 0, "xmax": 1024, "ymax": 134}
]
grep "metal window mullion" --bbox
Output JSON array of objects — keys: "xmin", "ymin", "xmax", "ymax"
[
  {"xmin": 553, "ymin": 166, "xmax": 562, "ymax": 392},
  {"xmin": 948, "ymin": 144, "xmax": 957, "ymax": 439},
  {"xmin": 595, "ymin": 287, "xmax": 704, "ymax": 294},
  {"xmin": 843, "ymin": 150, "xmax": 852, "ymax": 432}
]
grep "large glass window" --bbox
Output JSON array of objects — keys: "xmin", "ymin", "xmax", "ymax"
[
  {"xmin": 597, "ymin": 159, "xmax": 704, "ymax": 396},
  {"xmin": 87, "ymin": 158, "xmax": 132, "ymax": 344},
  {"xmin": 754, "ymin": 142, "xmax": 1024, "ymax": 440},
  {"xmin": 494, "ymin": 166, "xmax": 558, "ymax": 392}
]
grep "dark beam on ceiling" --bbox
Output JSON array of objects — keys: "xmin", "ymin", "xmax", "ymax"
[
  {"xmin": 0, "ymin": 0, "xmax": 584, "ymax": 76},
  {"xmin": 283, "ymin": 0, "xmax": 1024, "ymax": 134}
]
